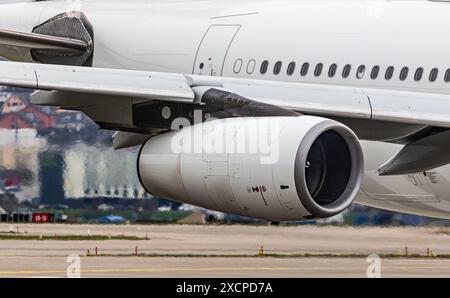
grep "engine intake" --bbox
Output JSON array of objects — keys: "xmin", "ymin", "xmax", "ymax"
[{"xmin": 295, "ymin": 122, "xmax": 363, "ymax": 218}]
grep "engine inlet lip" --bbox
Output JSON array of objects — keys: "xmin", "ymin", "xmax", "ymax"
[{"xmin": 294, "ymin": 121, "xmax": 364, "ymax": 218}]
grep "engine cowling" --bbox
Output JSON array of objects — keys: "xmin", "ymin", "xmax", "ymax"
[{"xmin": 137, "ymin": 116, "xmax": 364, "ymax": 221}]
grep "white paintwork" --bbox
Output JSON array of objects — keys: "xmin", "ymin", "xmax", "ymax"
[
  {"xmin": 194, "ymin": 25, "xmax": 240, "ymax": 76},
  {"xmin": 138, "ymin": 116, "xmax": 362, "ymax": 221},
  {"xmin": 0, "ymin": 61, "xmax": 195, "ymax": 102},
  {"xmin": 359, "ymin": 141, "xmax": 450, "ymax": 219},
  {"xmin": 0, "ymin": 3, "xmax": 43, "ymax": 62},
  {"xmin": 2, "ymin": 0, "xmax": 450, "ymax": 219}
]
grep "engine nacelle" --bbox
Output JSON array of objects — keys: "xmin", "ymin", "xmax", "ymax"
[{"xmin": 138, "ymin": 116, "xmax": 364, "ymax": 221}]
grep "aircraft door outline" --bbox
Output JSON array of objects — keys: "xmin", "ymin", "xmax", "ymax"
[{"xmin": 193, "ymin": 24, "xmax": 241, "ymax": 76}]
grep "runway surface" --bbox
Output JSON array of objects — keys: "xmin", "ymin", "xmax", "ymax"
[
  {"xmin": 0, "ymin": 224, "xmax": 449, "ymax": 277},
  {"xmin": 1, "ymin": 256, "xmax": 450, "ymax": 278}
]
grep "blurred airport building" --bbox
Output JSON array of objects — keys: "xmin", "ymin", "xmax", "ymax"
[{"xmin": 0, "ymin": 87, "xmax": 147, "ymax": 205}]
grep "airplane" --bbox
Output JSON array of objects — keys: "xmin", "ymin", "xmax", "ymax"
[{"xmin": 1, "ymin": 0, "xmax": 450, "ymax": 221}]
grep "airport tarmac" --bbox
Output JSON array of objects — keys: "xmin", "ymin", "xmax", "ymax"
[
  {"xmin": 0, "ymin": 224, "xmax": 449, "ymax": 277},
  {"xmin": 1, "ymin": 256, "xmax": 450, "ymax": 278}
]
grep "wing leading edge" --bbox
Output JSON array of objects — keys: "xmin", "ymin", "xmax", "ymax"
[{"xmin": 0, "ymin": 61, "xmax": 195, "ymax": 102}]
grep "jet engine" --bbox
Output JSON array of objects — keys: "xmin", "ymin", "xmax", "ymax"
[{"xmin": 137, "ymin": 116, "xmax": 364, "ymax": 221}]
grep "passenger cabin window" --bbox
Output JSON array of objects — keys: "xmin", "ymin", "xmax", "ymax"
[
  {"xmin": 314, "ymin": 63, "xmax": 323, "ymax": 77},
  {"xmin": 445, "ymin": 69, "xmax": 450, "ymax": 82},
  {"xmin": 287, "ymin": 62, "xmax": 296, "ymax": 76},
  {"xmin": 356, "ymin": 65, "xmax": 366, "ymax": 79},
  {"xmin": 414, "ymin": 67, "xmax": 423, "ymax": 81},
  {"xmin": 371, "ymin": 66, "xmax": 380, "ymax": 79},
  {"xmin": 400, "ymin": 67, "xmax": 409, "ymax": 81},
  {"xmin": 328, "ymin": 64, "xmax": 337, "ymax": 78},
  {"xmin": 385, "ymin": 66, "xmax": 394, "ymax": 80},
  {"xmin": 260, "ymin": 60, "xmax": 269, "ymax": 74},
  {"xmin": 247, "ymin": 59, "xmax": 256, "ymax": 74},
  {"xmin": 274, "ymin": 61, "xmax": 282, "ymax": 75},
  {"xmin": 233, "ymin": 59, "xmax": 243, "ymax": 73},
  {"xmin": 429, "ymin": 68, "xmax": 438, "ymax": 82},
  {"xmin": 300, "ymin": 63, "xmax": 309, "ymax": 76},
  {"xmin": 342, "ymin": 64, "xmax": 351, "ymax": 78}
]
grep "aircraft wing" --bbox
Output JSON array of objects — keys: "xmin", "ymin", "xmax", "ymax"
[
  {"xmin": 0, "ymin": 61, "xmax": 195, "ymax": 102},
  {"xmin": 3, "ymin": 60, "xmax": 450, "ymax": 175},
  {"xmin": 2, "ymin": 60, "xmax": 450, "ymax": 126}
]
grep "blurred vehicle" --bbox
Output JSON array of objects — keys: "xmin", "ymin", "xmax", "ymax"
[
  {"xmin": 179, "ymin": 204, "xmax": 225, "ymax": 223},
  {"xmin": 96, "ymin": 214, "xmax": 125, "ymax": 224}
]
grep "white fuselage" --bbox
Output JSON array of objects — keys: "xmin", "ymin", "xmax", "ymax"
[{"xmin": 2, "ymin": 0, "xmax": 450, "ymax": 218}]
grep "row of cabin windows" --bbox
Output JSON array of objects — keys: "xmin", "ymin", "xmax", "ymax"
[{"xmin": 234, "ymin": 59, "xmax": 450, "ymax": 83}]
